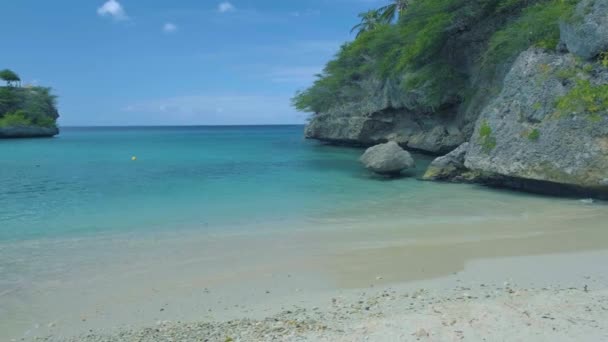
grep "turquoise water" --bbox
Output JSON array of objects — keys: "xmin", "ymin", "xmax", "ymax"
[
  {"xmin": 3, "ymin": 125, "xmax": 588, "ymax": 243},
  {"xmin": 1, "ymin": 125, "xmax": 441, "ymax": 241}
]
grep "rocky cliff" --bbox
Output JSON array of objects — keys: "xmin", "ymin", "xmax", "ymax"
[
  {"xmin": 299, "ymin": 0, "xmax": 579, "ymax": 155},
  {"xmin": 301, "ymin": 0, "xmax": 522, "ymax": 154},
  {"xmin": 424, "ymin": 0, "xmax": 608, "ymax": 197},
  {"xmin": 464, "ymin": 48, "xmax": 608, "ymax": 196},
  {"xmin": 298, "ymin": 0, "xmax": 608, "ymax": 197}
]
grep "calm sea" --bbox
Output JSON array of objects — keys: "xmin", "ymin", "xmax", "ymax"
[
  {"xmin": 1, "ymin": 125, "xmax": 592, "ymax": 242},
  {"xmin": 0, "ymin": 125, "xmax": 434, "ymax": 241}
]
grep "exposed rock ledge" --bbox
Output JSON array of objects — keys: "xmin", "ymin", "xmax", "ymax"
[
  {"xmin": 305, "ymin": 108, "xmax": 465, "ymax": 155},
  {"xmin": 425, "ymin": 48, "xmax": 608, "ymax": 198},
  {"xmin": 0, "ymin": 125, "xmax": 59, "ymax": 138}
]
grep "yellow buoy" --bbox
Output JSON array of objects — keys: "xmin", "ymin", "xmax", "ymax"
[{"xmin": 131, "ymin": 156, "xmax": 137, "ymax": 161}]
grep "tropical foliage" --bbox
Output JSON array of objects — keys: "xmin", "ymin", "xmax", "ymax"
[
  {"xmin": 0, "ymin": 71, "xmax": 59, "ymax": 128},
  {"xmin": 294, "ymin": 0, "xmax": 577, "ymax": 115},
  {"xmin": 351, "ymin": 10, "xmax": 383, "ymax": 37}
]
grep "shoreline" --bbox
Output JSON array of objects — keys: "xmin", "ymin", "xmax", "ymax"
[{"xmin": 3, "ymin": 198, "xmax": 608, "ymax": 341}]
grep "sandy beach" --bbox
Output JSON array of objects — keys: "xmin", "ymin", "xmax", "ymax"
[
  {"xmin": 31, "ymin": 251, "xmax": 608, "ymax": 341},
  {"xmin": 3, "ymin": 198, "xmax": 608, "ymax": 341}
]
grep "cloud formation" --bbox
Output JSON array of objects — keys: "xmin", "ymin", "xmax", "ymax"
[
  {"xmin": 97, "ymin": 0, "xmax": 128, "ymax": 20},
  {"xmin": 163, "ymin": 22, "xmax": 178, "ymax": 33},
  {"xmin": 218, "ymin": 2, "xmax": 236, "ymax": 13}
]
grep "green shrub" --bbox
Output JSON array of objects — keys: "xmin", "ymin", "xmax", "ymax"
[
  {"xmin": 479, "ymin": 120, "xmax": 497, "ymax": 152},
  {"xmin": 528, "ymin": 128, "xmax": 540, "ymax": 141},
  {"xmin": 483, "ymin": 0, "xmax": 577, "ymax": 69},
  {"xmin": 0, "ymin": 85, "xmax": 58, "ymax": 128},
  {"xmin": 600, "ymin": 52, "xmax": 608, "ymax": 68},
  {"xmin": 0, "ymin": 110, "xmax": 32, "ymax": 127},
  {"xmin": 555, "ymin": 79, "xmax": 608, "ymax": 120}
]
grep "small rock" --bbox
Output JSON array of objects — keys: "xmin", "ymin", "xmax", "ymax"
[{"xmin": 413, "ymin": 328, "xmax": 430, "ymax": 338}]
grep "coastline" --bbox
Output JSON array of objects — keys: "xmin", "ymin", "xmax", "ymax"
[{"xmin": 3, "ymin": 198, "xmax": 608, "ymax": 341}]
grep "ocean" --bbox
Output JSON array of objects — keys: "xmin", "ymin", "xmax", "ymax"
[{"xmin": 1, "ymin": 125, "xmax": 599, "ymax": 242}]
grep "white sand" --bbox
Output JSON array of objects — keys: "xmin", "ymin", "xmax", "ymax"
[{"xmin": 2, "ymin": 199, "xmax": 608, "ymax": 341}]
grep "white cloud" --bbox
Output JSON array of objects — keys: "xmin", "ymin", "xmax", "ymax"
[
  {"xmin": 163, "ymin": 22, "xmax": 178, "ymax": 33},
  {"xmin": 97, "ymin": 0, "xmax": 128, "ymax": 20},
  {"xmin": 218, "ymin": 2, "xmax": 236, "ymax": 13}
]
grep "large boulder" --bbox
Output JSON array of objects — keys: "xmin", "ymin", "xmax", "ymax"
[
  {"xmin": 360, "ymin": 141, "xmax": 415, "ymax": 175},
  {"xmin": 423, "ymin": 142, "xmax": 470, "ymax": 181},
  {"xmin": 465, "ymin": 48, "xmax": 608, "ymax": 196},
  {"xmin": 560, "ymin": 0, "xmax": 608, "ymax": 60}
]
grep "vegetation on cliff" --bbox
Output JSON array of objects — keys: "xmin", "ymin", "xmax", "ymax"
[
  {"xmin": 0, "ymin": 69, "xmax": 59, "ymax": 128},
  {"xmin": 293, "ymin": 0, "xmax": 578, "ymax": 115}
]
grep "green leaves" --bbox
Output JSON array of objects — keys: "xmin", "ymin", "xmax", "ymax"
[
  {"xmin": 0, "ymin": 86, "xmax": 59, "ymax": 128},
  {"xmin": 351, "ymin": 10, "xmax": 383, "ymax": 37},
  {"xmin": 555, "ymin": 79, "xmax": 608, "ymax": 120},
  {"xmin": 293, "ymin": 0, "xmax": 579, "ymax": 117}
]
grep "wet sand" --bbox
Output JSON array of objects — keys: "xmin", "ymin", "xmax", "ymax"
[{"xmin": 2, "ymin": 198, "xmax": 608, "ymax": 341}]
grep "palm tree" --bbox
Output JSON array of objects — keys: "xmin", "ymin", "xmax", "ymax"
[
  {"xmin": 378, "ymin": 0, "xmax": 410, "ymax": 24},
  {"xmin": 351, "ymin": 10, "xmax": 382, "ymax": 37}
]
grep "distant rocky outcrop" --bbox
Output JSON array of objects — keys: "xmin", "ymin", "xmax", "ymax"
[
  {"xmin": 0, "ymin": 83, "xmax": 60, "ymax": 139},
  {"xmin": 360, "ymin": 141, "xmax": 415, "ymax": 175},
  {"xmin": 0, "ymin": 125, "xmax": 59, "ymax": 138}
]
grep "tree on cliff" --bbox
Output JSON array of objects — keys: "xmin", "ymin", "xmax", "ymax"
[
  {"xmin": 351, "ymin": 10, "xmax": 383, "ymax": 37},
  {"xmin": 0, "ymin": 69, "xmax": 21, "ymax": 87},
  {"xmin": 378, "ymin": 0, "xmax": 410, "ymax": 24}
]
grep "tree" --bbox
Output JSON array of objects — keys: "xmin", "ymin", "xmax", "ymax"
[
  {"xmin": 351, "ymin": 10, "xmax": 383, "ymax": 37},
  {"xmin": 0, "ymin": 69, "xmax": 21, "ymax": 87},
  {"xmin": 378, "ymin": 0, "xmax": 410, "ymax": 24}
]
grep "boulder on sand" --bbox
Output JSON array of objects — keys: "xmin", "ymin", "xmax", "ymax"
[{"xmin": 360, "ymin": 141, "xmax": 415, "ymax": 175}]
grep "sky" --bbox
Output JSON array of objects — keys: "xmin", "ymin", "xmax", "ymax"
[{"xmin": 1, "ymin": 0, "xmax": 385, "ymax": 126}]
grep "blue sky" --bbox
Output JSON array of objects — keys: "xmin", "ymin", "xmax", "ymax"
[{"xmin": 1, "ymin": 0, "xmax": 384, "ymax": 126}]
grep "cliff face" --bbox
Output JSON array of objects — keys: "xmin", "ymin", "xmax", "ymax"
[
  {"xmin": 302, "ymin": 12, "xmax": 503, "ymax": 154},
  {"xmin": 425, "ymin": 0, "xmax": 608, "ymax": 197},
  {"xmin": 465, "ymin": 48, "xmax": 608, "ymax": 196},
  {"xmin": 305, "ymin": 106, "xmax": 465, "ymax": 154}
]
